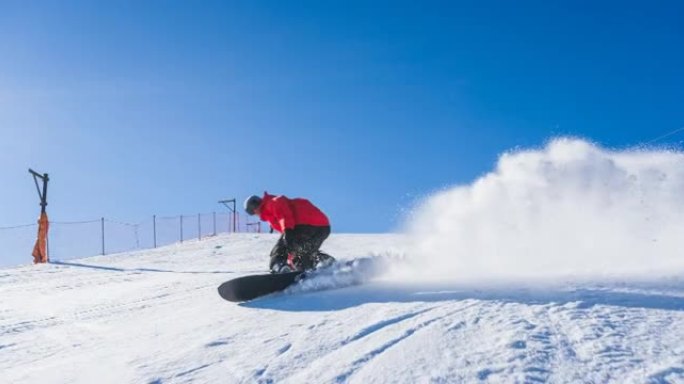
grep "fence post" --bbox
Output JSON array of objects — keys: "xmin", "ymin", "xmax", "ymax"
[
  {"xmin": 198, "ymin": 213, "xmax": 201, "ymax": 240},
  {"xmin": 180, "ymin": 215, "xmax": 184, "ymax": 243},
  {"xmin": 153, "ymin": 215, "xmax": 157, "ymax": 248},
  {"xmin": 213, "ymin": 212, "xmax": 216, "ymax": 236},
  {"xmin": 101, "ymin": 217, "xmax": 105, "ymax": 255}
]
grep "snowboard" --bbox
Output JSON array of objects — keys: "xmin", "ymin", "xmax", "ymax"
[
  {"xmin": 218, "ymin": 271, "xmax": 305, "ymax": 302},
  {"xmin": 218, "ymin": 252, "xmax": 336, "ymax": 302}
]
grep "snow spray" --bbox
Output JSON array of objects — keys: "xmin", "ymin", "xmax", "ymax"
[{"xmin": 400, "ymin": 138, "xmax": 684, "ymax": 282}]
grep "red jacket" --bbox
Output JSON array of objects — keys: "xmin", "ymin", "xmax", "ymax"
[{"xmin": 258, "ymin": 192, "xmax": 330, "ymax": 233}]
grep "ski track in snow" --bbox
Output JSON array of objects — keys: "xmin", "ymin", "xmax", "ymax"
[{"xmin": 1, "ymin": 234, "xmax": 684, "ymax": 383}]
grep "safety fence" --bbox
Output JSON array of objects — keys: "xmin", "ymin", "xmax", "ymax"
[{"xmin": 0, "ymin": 212, "xmax": 268, "ymax": 266}]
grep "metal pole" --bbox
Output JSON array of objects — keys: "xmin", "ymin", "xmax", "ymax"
[
  {"xmin": 198, "ymin": 213, "xmax": 201, "ymax": 240},
  {"xmin": 41, "ymin": 174, "xmax": 48, "ymax": 214},
  {"xmin": 180, "ymin": 215, "xmax": 184, "ymax": 243},
  {"xmin": 101, "ymin": 217, "xmax": 105, "ymax": 255},
  {"xmin": 28, "ymin": 169, "xmax": 50, "ymax": 264},
  {"xmin": 212, "ymin": 212, "xmax": 216, "ymax": 236},
  {"xmin": 218, "ymin": 198, "xmax": 237, "ymax": 233},
  {"xmin": 232, "ymin": 200, "xmax": 237, "ymax": 232},
  {"xmin": 153, "ymin": 215, "xmax": 157, "ymax": 248},
  {"xmin": 28, "ymin": 169, "xmax": 49, "ymax": 214}
]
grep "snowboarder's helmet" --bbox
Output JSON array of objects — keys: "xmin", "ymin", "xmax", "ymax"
[{"xmin": 244, "ymin": 195, "xmax": 262, "ymax": 215}]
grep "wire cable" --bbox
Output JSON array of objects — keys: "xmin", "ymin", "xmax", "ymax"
[{"xmin": 643, "ymin": 126, "xmax": 684, "ymax": 145}]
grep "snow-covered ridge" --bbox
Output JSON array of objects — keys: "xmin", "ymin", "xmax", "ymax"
[{"xmin": 2, "ymin": 234, "xmax": 683, "ymax": 383}]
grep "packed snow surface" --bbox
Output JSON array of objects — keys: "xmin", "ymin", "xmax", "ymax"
[{"xmin": 1, "ymin": 234, "xmax": 684, "ymax": 383}]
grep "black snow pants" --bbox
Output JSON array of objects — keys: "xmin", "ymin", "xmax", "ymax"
[{"xmin": 270, "ymin": 225, "xmax": 331, "ymax": 271}]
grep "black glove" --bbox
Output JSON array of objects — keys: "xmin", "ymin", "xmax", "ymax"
[{"xmin": 269, "ymin": 258, "xmax": 293, "ymax": 273}]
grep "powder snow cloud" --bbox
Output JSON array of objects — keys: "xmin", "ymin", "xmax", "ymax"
[{"xmin": 401, "ymin": 138, "xmax": 684, "ymax": 282}]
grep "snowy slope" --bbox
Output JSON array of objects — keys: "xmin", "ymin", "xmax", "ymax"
[{"xmin": 1, "ymin": 233, "xmax": 684, "ymax": 384}]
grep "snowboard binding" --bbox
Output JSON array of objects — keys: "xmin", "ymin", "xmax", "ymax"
[{"xmin": 276, "ymin": 251, "xmax": 336, "ymax": 274}]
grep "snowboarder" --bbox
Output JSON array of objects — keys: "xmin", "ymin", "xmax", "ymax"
[{"xmin": 244, "ymin": 192, "xmax": 332, "ymax": 273}]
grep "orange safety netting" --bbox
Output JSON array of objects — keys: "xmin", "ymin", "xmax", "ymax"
[{"xmin": 32, "ymin": 212, "xmax": 49, "ymax": 264}]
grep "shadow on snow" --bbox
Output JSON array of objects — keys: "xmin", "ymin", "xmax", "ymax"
[{"xmin": 50, "ymin": 260, "xmax": 235, "ymax": 275}]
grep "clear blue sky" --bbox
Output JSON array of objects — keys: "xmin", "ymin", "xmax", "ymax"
[{"xmin": 1, "ymin": 0, "xmax": 683, "ymax": 233}]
